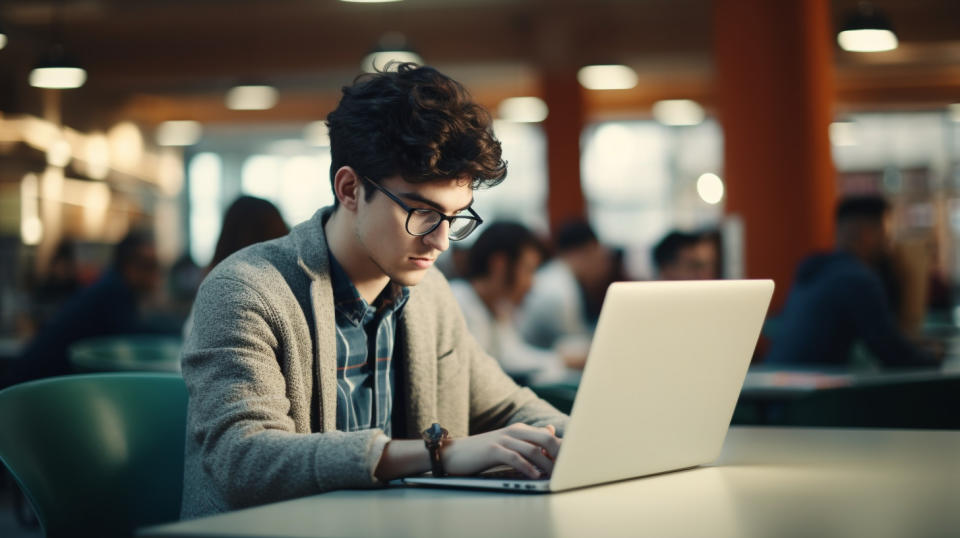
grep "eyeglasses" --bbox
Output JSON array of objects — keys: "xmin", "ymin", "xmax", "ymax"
[{"xmin": 362, "ymin": 177, "xmax": 483, "ymax": 241}]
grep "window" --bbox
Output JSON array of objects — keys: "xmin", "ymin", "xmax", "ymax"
[{"xmin": 188, "ymin": 153, "xmax": 222, "ymax": 266}]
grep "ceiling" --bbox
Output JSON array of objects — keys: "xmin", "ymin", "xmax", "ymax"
[{"xmin": 0, "ymin": 0, "xmax": 958, "ymax": 131}]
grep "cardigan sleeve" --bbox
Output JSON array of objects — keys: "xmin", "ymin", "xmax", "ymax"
[{"xmin": 182, "ymin": 275, "xmax": 387, "ymax": 511}]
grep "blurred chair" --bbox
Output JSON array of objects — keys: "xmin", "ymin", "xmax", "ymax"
[
  {"xmin": 0, "ymin": 373, "xmax": 188, "ymax": 537},
  {"xmin": 781, "ymin": 376, "xmax": 960, "ymax": 429},
  {"xmin": 69, "ymin": 334, "xmax": 182, "ymax": 373}
]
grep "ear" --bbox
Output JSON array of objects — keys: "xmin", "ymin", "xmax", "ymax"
[{"xmin": 333, "ymin": 166, "xmax": 362, "ymax": 211}]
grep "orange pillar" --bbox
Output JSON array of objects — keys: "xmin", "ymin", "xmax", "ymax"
[
  {"xmin": 715, "ymin": 0, "xmax": 837, "ymax": 310},
  {"xmin": 541, "ymin": 69, "xmax": 587, "ymax": 233}
]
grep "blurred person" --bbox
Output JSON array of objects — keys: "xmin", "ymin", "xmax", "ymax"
[
  {"xmin": 765, "ymin": 196, "xmax": 939, "ymax": 368},
  {"xmin": 652, "ymin": 230, "xmax": 719, "ymax": 280},
  {"xmin": 2, "ymin": 231, "xmax": 163, "ymax": 388},
  {"xmin": 584, "ymin": 247, "xmax": 629, "ymax": 323},
  {"xmin": 208, "ymin": 195, "xmax": 290, "ymax": 272},
  {"xmin": 27, "ymin": 240, "xmax": 81, "ymax": 334},
  {"xmin": 519, "ymin": 219, "xmax": 612, "ymax": 361},
  {"xmin": 180, "ymin": 64, "xmax": 566, "ymax": 519},
  {"xmin": 450, "ymin": 222, "xmax": 569, "ymax": 385},
  {"xmin": 182, "ymin": 196, "xmax": 289, "ymax": 338}
]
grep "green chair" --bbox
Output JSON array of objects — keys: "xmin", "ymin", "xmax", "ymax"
[
  {"xmin": 69, "ymin": 335, "xmax": 183, "ymax": 373},
  {"xmin": 0, "ymin": 373, "xmax": 188, "ymax": 537}
]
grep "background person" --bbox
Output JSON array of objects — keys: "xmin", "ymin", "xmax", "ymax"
[
  {"xmin": 764, "ymin": 195, "xmax": 940, "ymax": 368},
  {"xmin": 450, "ymin": 222, "xmax": 570, "ymax": 385},
  {"xmin": 2, "ymin": 231, "xmax": 163, "ymax": 388},
  {"xmin": 652, "ymin": 230, "xmax": 719, "ymax": 280},
  {"xmin": 519, "ymin": 219, "xmax": 611, "ymax": 365}
]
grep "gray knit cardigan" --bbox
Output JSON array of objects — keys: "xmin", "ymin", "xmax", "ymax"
[{"xmin": 180, "ymin": 207, "xmax": 568, "ymax": 519}]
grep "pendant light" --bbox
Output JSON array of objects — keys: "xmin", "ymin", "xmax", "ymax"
[
  {"xmin": 837, "ymin": 2, "xmax": 899, "ymax": 52},
  {"xmin": 30, "ymin": 43, "xmax": 87, "ymax": 89}
]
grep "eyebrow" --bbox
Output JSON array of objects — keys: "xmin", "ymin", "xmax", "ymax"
[{"xmin": 398, "ymin": 191, "xmax": 474, "ymax": 214}]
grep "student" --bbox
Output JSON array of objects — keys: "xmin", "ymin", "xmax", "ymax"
[
  {"xmin": 449, "ymin": 222, "xmax": 569, "ymax": 385},
  {"xmin": 181, "ymin": 64, "xmax": 567, "ymax": 519},
  {"xmin": 652, "ymin": 230, "xmax": 719, "ymax": 280},
  {"xmin": 2, "ymin": 231, "xmax": 162, "ymax": 388},
  {"xmin": 765, "ymin": 196, "xmax": 939, "ymax": 368},
  {"xmin": 519, "ymin": 220, "xmax": 611, "ymax": 353}
]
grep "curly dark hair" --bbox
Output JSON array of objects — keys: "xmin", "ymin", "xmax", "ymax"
[{"xmin": 326, "ymin": 63, "xmax": 507, "ymax": 204}]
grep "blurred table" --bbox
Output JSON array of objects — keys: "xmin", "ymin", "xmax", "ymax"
[
  {"xmin": 138, "ymin": 427, "xmax": 960, "ymax": 538},
  {"xmin": 69, "ymin": 335, "xmax": 182, "ymax": 373}
]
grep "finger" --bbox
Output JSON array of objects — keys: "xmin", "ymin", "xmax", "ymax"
[
  {"xmin": 505, "ymin": 424, "xmax": 562, "ymax": 459},
  {"xmin": 493, "ymin": 446, "xmax": 542, "ymax": 479},
  {"xmin": 502, "ymin": 437, "xmax": 555, "ymax": 475}
]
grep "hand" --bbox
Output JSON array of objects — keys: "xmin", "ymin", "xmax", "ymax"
[
  {"xmin": 441, "ymin": 423, "xmax": 561, "ymax": 479},
  {"xmin": 560, "ymin": 352, "xmax": 588, "ymax": 370}
]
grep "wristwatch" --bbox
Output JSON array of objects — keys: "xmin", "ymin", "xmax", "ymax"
[{"xmin": 422, "ymin": 423, "xmax": 449, "ymax": 477}]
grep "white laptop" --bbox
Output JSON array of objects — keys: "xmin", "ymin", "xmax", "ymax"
[{"xmin": 401, "ymin": 279, "xmax": 774, "ymax": 493}]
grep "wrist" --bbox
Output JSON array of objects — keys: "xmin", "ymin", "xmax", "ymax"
[{"xmin": 421, "ymin": 423, "xmax": 449, "ymax": 477}]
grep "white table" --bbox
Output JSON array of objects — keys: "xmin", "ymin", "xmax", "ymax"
[{"xmin": 140, "ymin": 427, "xmax": 960, "ymax": 538}]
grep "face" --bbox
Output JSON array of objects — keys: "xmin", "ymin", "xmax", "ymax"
[
  {"xmin": 123, "ymin": 244, "xmax": 162, "ymax": 297},
  {"xmin": 506, "ymin": 246, "xmax": 542, "ymax": 306},
  {"xmin": 355, "ymin": 175, "xmax": 474, "ymax": 287},
  {"xmin": 572, "ymin": 241, "xmax": 613, "ymax": 288},
  {"xmin": 661, "ymin": 241, "xmax": 718, "ymax": 280}
]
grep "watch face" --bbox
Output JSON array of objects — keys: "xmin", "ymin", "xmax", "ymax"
[{"xmin": 423, "ymin": 423, "xmax": 447, "ymax": 442}]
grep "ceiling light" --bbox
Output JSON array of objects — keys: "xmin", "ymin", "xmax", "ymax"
[
  {"xmin": 304, "ymin": 121, "xmax": 330, "ymax": 147},
  {"xmin": 697, "ymin": 173, "xmax": 724, "ymax": 205},
  {"xmin": 837, "ymin": 3, "xmax": 898, "ymax": 52},
  {"xmin": 577, "ymin": 65, "xmax": 638, "ymax": 90},
  {"xmin": 652, "ymin": 99, "xmax": 704, "ymax": 126},
  {"xmin": 0, "ymin": 23, "xmax": 7, "ymax": 51},
  {"xmin": 156, "ymin": 121, "xmax": 202, "ymax": 147},
  {"xmin": 361, "ymin": 32, "xmax": 423, "ymax": 73},
  {"xmin": 225, "ymin": 85, "xmax": 278, "ymax": 111},
  {"xmin": 29, "ymin": 44, "xmax": 86, "ymax": 89},
  {"xmin": 498, "ymin": 97, "xmax": 549, "ymax": 123}
]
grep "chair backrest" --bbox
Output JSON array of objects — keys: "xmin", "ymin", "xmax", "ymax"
[{"xmin": 0, "ymin": 373, "xmax": 188, "ymax": 537}]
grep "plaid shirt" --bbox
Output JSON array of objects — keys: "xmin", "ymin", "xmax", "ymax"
[{"xmin": 328, "ymin": 254, "xmax": 409, "ymax": 436}]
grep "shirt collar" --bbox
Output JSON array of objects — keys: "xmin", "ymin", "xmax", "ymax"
[{"xmin": 328, "ymin": 252, "xmax": 409, "ymax": 326}]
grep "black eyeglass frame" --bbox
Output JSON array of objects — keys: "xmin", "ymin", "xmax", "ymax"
[{"xmin": 362, "ymin": 177, "xmax": 483, "ymax": 241}]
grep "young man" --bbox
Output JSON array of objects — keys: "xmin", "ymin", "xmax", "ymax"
[
  {"xmin": 449, "ymin": 222, "xmax": 569, "ymax": 385},
  {"xmin": 181, "ymin": 64, "xmax": 567, "ymax": 519},
  {"xmin": 764, "ymin": 196, "xmax": 939, "ymax": 367}
]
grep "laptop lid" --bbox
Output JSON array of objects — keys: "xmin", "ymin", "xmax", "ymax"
[{"xmin": 547, "ymin": 279, "xmax": 773, "ymax": 491}]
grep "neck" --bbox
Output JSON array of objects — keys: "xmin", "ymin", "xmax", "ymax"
[{"xmin": 325, "ymin": 208, "xmax": 391, "ymax": 303}]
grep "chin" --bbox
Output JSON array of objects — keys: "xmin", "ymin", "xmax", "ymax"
[{"xmin": 390, "ymin": 268, "xmax": 429, "ymax": 287}]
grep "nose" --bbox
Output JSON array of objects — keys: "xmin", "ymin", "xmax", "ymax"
[{"xmin": 422, "ymin": 220, "xmax": 450, "ymax": 252}]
